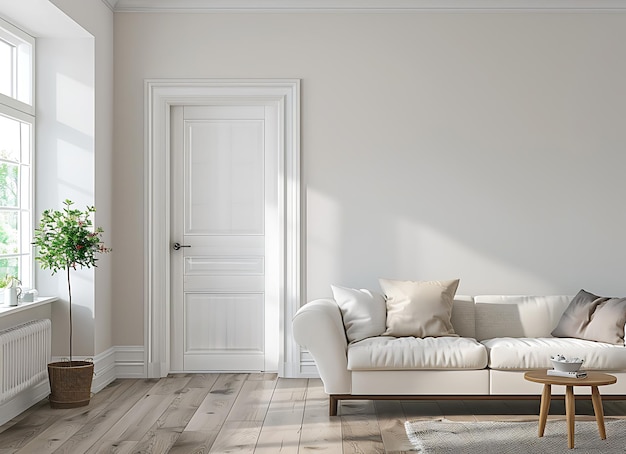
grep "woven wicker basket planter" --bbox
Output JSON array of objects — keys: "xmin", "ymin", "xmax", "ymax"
[{"xmin": 48, "ymin": 361, "xmax": 94, "ymax": 409}]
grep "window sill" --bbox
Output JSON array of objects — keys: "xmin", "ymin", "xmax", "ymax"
[{"xmin": 0, "ymin": 297, "xmax": 58, "ymax": 318}]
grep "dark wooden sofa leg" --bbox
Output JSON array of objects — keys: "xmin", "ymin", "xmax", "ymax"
[{"xmin": 329, "ymin": 395, "xmax": 339, "ymax": 416}]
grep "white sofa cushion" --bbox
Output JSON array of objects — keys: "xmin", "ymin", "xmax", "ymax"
[
  {"xmin": 450, "ymin": 295, "xmax": 475, "ymax": 338},
  {"xmin": 483, "ymin": 337, "xmax": 626, "ymax": 371},
  {"xmin": 475, "ymin": 295, "xmax": 571, "ymax": 340},
  {"xmin": 331, "ymin": 285, "xmax": 386, "ymax": 343},
  {"xmin": 347, "ymin": 336, "xmax": 488, "ymax": 370}
]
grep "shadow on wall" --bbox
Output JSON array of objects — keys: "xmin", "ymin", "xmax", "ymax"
[{"xmin": 50, "ymin": 297, "xmax": 94, "ymax": 358}]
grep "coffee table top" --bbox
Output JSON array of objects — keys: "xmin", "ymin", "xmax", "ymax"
[{"xmin": 524, "ymin": 370, "xmax": 617, "ymax": 387}]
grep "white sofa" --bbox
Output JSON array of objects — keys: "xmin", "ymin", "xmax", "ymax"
[{"xmin": 293, "ymin": 293, "xmax": 626, "ymax": 415}]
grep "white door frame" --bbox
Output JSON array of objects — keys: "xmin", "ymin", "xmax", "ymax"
[{"xmin": 144, "ymin": 79, "xmax": 301, "ymax": 378}]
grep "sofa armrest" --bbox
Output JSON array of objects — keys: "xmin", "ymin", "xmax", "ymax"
[{"xmin": 292, "ymin": 298, "xmax": 351, "ymax": 394}]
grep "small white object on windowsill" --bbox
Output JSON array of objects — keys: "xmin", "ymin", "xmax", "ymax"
[{"xmin": 19, "ymin": 288, "xmax": 38, "ymax": 303}]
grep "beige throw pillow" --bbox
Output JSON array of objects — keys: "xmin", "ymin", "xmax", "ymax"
[{"xmin": 379, "ymin": 278, "xmax": 460, "ymax": 338}]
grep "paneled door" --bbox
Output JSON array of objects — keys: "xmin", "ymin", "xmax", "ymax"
[{"xmin": 170, "ymin": 104, "xmax": 279, "ymax": 372}]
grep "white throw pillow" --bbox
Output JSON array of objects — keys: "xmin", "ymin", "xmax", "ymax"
[
  {"xmin": 379, "ymin": 278, "xmax": 460, "ymax": 338},
  {"xmin": 331, "ymin": 285, "xmax": 386, "ymax": 343}
]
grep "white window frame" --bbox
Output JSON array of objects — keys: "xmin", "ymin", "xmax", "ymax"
[
  {"xmin": 0, "ymin": 16, "xmax": 34, "ymax": 116},
  {"xmin": 0, "ymin": 16, "xmax": 35, "ymax": 290}
]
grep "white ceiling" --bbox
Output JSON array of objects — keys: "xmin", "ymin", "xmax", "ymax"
[{"xmin": 105, "ymin": 0, "xmax": 626, "ymax": 12}]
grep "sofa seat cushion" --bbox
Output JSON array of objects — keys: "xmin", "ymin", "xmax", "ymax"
[
  {"xmin": 347, "ymin": 336, "xmax": 488, "ymax": 371},
  {"xmin": 483, "ymin": 337, "xmax": 626, "ymax": 371}
]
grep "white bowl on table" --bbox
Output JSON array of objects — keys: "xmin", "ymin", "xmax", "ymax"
[{"xmin": 550, "ymin": 355, "xmax": 584, "ymax": 373}]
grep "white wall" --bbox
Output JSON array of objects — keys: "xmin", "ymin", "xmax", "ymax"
[
  {"xmin": 52, "ymin": 0, "xmax": 114, "ymax": 358},
  {"xmin": 0, "ymin": 0, "xmax": 114, "ymax": 357},
  {"xmin": 37, "ymin": 35, "xmax": 96, "ymax": 356},
  {"xmin": 113, "ymin": 11, "xmax": 626, "ymax": 347}
]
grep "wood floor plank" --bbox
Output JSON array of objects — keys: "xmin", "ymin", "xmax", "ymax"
[
  {"xmin": 297, "ymin": 378, "xmax": 343, "ymax": 452},
  {"xmin": 254, "ymin": 378, "xmax": 307, "ymax": 453},
  {"xmin": 603, "ymin": 400, "xmax": 626, "ymax": 417},
  {"xmin": 52, "ymin": 379, "xmax": 157, "ymax": 454},
  {"xmin": 208, "ymin": 420, "xmax": 262, "ymax": 454},
  {"xmin": 83, "ymin": 393, "xmax": 176, "ymax": 453},
  {"xmin": 0, "ymin": 400, "xmax": 48, "ymax": 437},
  {"xmin": 0, "ymin": 411, "xmax": 57, "ymax": 451},
  {"xmin": 207, "ymin": 375, "xmax": 277, "ymax": 453},
  {"xmin": 401, "ymin": 400, "xmax": 445, "ymax": 419},
  {"xmin": 341, "ymin": 400, "xmax": 385, "ymax": 454},
  {"xmin": 375, "ymin": 400, "xmax": 415, "ymax": 454},
  {"xmin": 167, "ymin": 430, "xmax": 219, "ymax": 454},
  {"xmin": 0, "ymin": 379, "xmax": 135, "ymax": 452},
  {"xmin": 226, "ymin": 376, "xmax": 277, "ymax": 422},
  {"xmin": 132, "ymin": 387, "xmax": 211, "ymax": 453},
  {"xmin": 13, "ymin": 379, "xmax": 140, "ymax": 454},
  {"xmin": 93, "ymin": 440, "xmax": 137, "ymax": 454},
  {"xmin": 436, "ymin": 399, "xmax": 477, "ymax": 422},
  {"xmin": 247, "ymin": 373, "xmax": 278, "ymax": 381},
  {"xmin": 168, "ymin": 373, "xmax": 248, "ymax": 453},
  {"xmin": 147, "ymin": 375, "xmax": 193, "ymax": 395},
  {"xmin": 502, "ymin": 399, "xmax": 541, "ymax": 417},
  {"xmin": 463, "ymin": 399, "xmax": 515, "ymax": 421},
  {"xmin": 186, "ymin": 373, "xmax": 220, "ymax": 389},
  {"xmin": 181, "ymin": 373, "xmax": 247, "ymax": 432},
  {"xmin": 374, "ymin": 400, "xmax": 413, "ymax": 454}
]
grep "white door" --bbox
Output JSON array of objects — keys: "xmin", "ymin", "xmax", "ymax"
[{"xmin": 170, "ymin": 104, "xmax": 279, "ymax": 372}]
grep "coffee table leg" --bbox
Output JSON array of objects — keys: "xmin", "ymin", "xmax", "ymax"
[
  {"xmin": 591, "ymin": 386, "xmax": 607, "ymax": 439},
  {"xmin": 538, "ymin": 384, "xmax": 551, "ymax": 437},
  {"xmin": 565, "ymin": 385, "xmax": 575, "ymax": 449}
]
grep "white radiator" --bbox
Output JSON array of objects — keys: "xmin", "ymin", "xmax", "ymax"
[{"xmin": 0, "ymin": 319, "xmax": 51, "ymax": 404}]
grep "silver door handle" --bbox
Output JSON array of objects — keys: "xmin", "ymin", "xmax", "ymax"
[{"xmin": 173, "ymin": 242, "xmax": 191, "ymax": 251}]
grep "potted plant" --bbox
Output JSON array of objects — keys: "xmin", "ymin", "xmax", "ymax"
[{"xmin": 32, "ymin": 199, "xmax": 111, "ymax": 408}]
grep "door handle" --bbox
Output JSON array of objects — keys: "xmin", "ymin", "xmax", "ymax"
[{"xmin": 173, "ymin": 242, "xmax": 191, "ymax": 251}]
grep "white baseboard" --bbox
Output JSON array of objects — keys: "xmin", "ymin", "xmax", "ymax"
[
  {"xmin": 92, "ymin": 348, "xmax": 116, "ymax": 393},
  {"xmin": 0, "ymin": 379, "xmax": 49, "ymax": 426},
  {"xmin": 113, "ymin": 345, "xmax": 145, "ymax": 379}
]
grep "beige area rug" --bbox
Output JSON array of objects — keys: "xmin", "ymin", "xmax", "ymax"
[{"xmin": 404, "ymin": 418, "xmax": 626, "ymax": 453}]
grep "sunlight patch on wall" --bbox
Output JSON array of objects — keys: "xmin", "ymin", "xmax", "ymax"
[
  {"xmin": 56, "ymin": 73, "xmax": 93, "ymax": 136},
  {"xmin": 56, "ymin": 139, "xmax": 93, "ymax": 202}
]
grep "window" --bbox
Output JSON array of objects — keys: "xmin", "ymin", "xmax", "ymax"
[
  {"xmin": 0, "ymin": 16, "xmax": 33, "ymax": 112},
  {"xmin": 0, "ymin": 17, "xmax": 34, "ymax": 289}
]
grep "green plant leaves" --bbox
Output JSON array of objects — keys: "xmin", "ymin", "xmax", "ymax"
[{"xmin": 32, "ymin": 200, "xmax": 111, "ymax": 274}]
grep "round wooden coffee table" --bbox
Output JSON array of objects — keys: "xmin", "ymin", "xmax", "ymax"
[{"xmin": 524, "ymin": 370, "xmax": 617, "ymax": 449}]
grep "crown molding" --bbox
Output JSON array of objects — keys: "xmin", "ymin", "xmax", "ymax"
[
  {"xmin": 112, "ymin": 0, "xmax": 626, "ymax": 13},
  {"xmin": 101, "ymin": 0, "xmax": 119, "ymax": 11}
]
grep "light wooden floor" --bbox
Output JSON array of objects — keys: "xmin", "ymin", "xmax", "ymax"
[{"xmin": 0, "ymin": 373, "xmax": 625, "ymax": 453}]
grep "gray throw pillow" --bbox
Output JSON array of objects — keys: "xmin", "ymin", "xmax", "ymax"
[
  {"xmin": 585, "ymin": 297, "xmax": 626, "ymax": 345},
  {"xmin": 552, "ymin": 289, "xmax": 626, "ymax": 345},
  {"xmin": 551, "ymin": 289, "xmax": 604, "ymax": 339}
]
